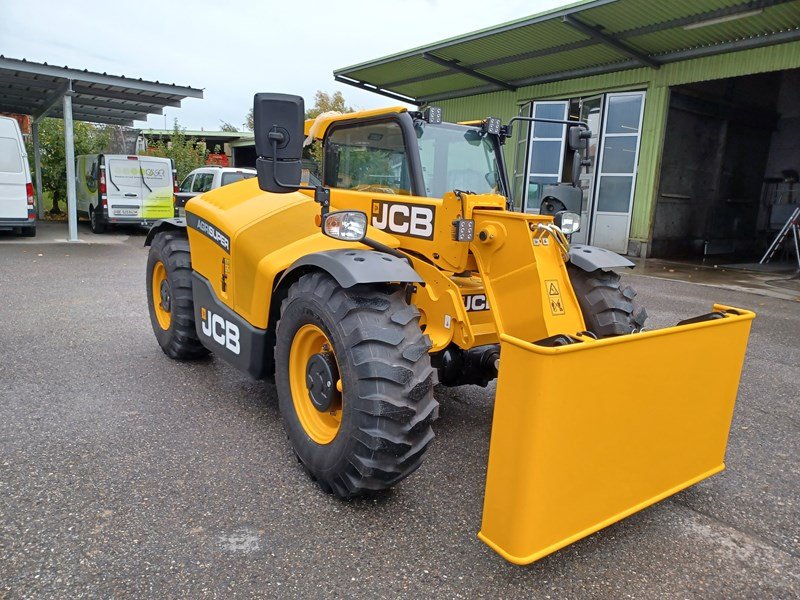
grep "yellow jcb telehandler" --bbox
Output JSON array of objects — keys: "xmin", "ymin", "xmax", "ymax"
[{"xmin": 145, "ymin": 93, "xmax": 754, "ymax": 564}]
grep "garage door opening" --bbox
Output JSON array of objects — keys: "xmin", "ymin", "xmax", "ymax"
[{"xmin": 652, "ymin": 69, "xmax": 800, "ymax": 263}]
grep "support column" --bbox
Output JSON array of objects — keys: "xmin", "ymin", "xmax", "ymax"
[
  {"xmin": 31, "ymin": 121, "xmax": 44, "ymax": 220},
  {"xmin": 63, "ymin": 91, "xmax": 79, "ymax": 242}
]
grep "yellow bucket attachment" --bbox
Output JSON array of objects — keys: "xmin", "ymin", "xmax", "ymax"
[{"xmin": 479, "ymin": 305, "xmax": 754, "ymax": 565}]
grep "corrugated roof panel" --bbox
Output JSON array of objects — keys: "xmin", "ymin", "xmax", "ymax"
[
  {"xmin": 632, "ymin": 3, "xmax": 800, "ymax": 54},
  {"xmin": 347, "ymin": 56, "xmax": 442, "ymax": 87},
  {"xmin": 336, "ymin": 0, "xmax": 800, "ymax": 103},
  {"xmin": 578, "ymin": 0, "xmax": 745, "ymax": 32},
  {"xmin": 487, "ymin": 45, "xmax": 628, "ymax": 81},
  {"xmin": 434, "ymin": 21, "xmax": 588, "ymax": 65},
  {"xmin": 392, "ymin": 73, "xmax": 484, "ymax": 98}
]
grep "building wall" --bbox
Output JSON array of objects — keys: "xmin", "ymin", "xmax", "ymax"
[
  {"xmin": 438, "ymin": 42, "xmax": 800, "ymax": 255},
  {"xmin": 765, "ymin": 68, "xmax": 800, "ymax": 178}
]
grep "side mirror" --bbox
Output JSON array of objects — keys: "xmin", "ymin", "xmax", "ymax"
[
  {"xmin": 568, "ymin": 125, "xmax": 590, "ymax": 151},
  {"xmin": 254, "ymin": 93, "xmax": 304, "ymax": 193},
  {"xmin": 572, "ymin": 151, "xmax": 582, "ymax": 187}
]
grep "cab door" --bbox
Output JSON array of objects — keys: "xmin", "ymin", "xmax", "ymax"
[
  {"xmin": 106, "ymin": 156, "xmax": 144, "ymax": 219},
  {"xmin": 139, "ymin": 157, "xmax": 174, "ymax": 219}
]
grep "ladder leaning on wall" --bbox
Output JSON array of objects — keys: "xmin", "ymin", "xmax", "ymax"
[{"xmin": 759, "ymin": 205, "xmax": 800, "ymax": 269}]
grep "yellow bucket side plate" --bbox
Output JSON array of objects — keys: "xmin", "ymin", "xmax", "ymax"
[{"xmin": 478, "ymin": 306, "xmax": 754, "ymax": 564}]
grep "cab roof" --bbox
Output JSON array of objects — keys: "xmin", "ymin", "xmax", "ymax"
[{"xmin": 303, "ymin": 106, "xmax": 408, "ymax": 141}]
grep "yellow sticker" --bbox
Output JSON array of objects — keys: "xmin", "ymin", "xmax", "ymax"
[
  {"xmin": 545, "ymin": 280, "xmax": 565, "ymax": 315},
  {"xmin": 549, "ymin": 296, "xmax": 565, "ymax": 315}
]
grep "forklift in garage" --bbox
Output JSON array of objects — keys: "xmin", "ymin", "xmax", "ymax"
[{"xmin": 144, "ymin": 93, "xmax": 754, "ymax": 564}]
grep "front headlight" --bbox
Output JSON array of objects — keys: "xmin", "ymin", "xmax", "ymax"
[
  {"xmin": 554, "ymin": 211, "xmax": 580, "ymax": 234},
  {"xmin": 322, "ymin": 210, "xmax": 368, "ymax": 242}
]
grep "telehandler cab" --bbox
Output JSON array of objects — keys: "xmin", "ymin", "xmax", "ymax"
[{"xmin": 145, "ymin": 93, "xmax": 754, "ymax": 564}]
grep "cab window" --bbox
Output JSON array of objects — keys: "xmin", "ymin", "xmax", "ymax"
[{"xmin": 324, "ymin": 120, "xmax": 411, "ymax": 195}]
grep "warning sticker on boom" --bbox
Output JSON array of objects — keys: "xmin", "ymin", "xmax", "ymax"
[{"xmin": 545, "ymin": 280, "xmax": 565, "ymax": 316}]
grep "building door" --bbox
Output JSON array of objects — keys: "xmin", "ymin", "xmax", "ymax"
[
  {"xmin": 589, "ymin": 92, "xmax": 646, "ymax": 253},
  {"xmin": 571, "ymin": 95, "xmax": 603, "ymax": 245}
]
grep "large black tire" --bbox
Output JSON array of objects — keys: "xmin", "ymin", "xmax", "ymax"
[
  {"xmin": 567, "ymin": 264, "xmax": 647, "ymax": 337},
  {"xmin": 89, "ymin": 206, "xmax": 106, "ymax": 234},
  {"xmin": 275, "ymin": 271, "xmax": 437, "ymax": 498},
  {"xmin": 21, "ymin": 227, "xmax": 35, "ymax": 237},
  {"xmin": 146, "ymin": 231, "xmax": 209, "ymax": 359}
]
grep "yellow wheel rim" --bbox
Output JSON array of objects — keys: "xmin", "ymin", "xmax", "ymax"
[
  {"xmin": 289, "ymin": 324, "xmax": 342, "ymax": 444},
  {"xmin": 151, "ymin": 260, "xmax": 172, "ymax": 330}
]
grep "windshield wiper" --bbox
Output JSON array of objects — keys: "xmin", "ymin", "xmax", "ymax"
[
  {"xmin": 108, "ymin": 171, "xmax": 120, "ymax": 191},
  {"xmin": 139, "ymin": 165, "xmax": 152, "ymax": 193}
]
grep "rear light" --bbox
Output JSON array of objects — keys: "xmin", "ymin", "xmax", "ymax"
[
  {"xmin": 127, "ymin": 156, "xmax": 138, "ymax": 160},
  {"xmin": 26, "ymin": 182, "xmax": 34, "ymax": 207},
  {"xmin": 99, "ymin": 166, "xmax": 107, "ymax": 195},
  {"xmin": 172, "ymin": 169, "xmax": 178, "ymax": 194}
]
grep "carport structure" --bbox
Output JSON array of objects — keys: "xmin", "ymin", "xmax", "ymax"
[{"xmin": 0, "ymin": 56, "xmax": 203, "ymax": 241}]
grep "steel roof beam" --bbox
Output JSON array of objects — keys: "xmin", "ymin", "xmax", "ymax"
[
  {"xmin": 333, "ymin": 75, "xmax": 421, "ymax": 105},
  {"xmin": 33, "ymin": 80, "xmax": 72, "ymax": 122},
  {"xmin": 70, "ymin": 99, "xmax": 161, "ymax": 117},
  {"xmin": 72, "ymin": 93, "xmax": 168, "ymax": 112},
  {"xmin": 59, "ymin": 111, "xmax": 134, "ymax": 126},
  {"xmin": 70, "ymin": 107, "xmax": 150, "ymax": 121},
  {"xmin": 378, "ymin": 0, "xmax": 792, "ymax": 90},
  {"xmin": 421, "ymin": 52, "xmax": 517, "ymax": 91},
  {"xmin": 0, "ymin": 100, "xmax": 37, "ymax": 115},
  {"xmin": 0, "ymin": 73, "xmax": 62, "ymax": 91},
  {"xmin": 416, "ymin": 27, "xmax": 800, "ymax": 103},
  {"xmin": 334, "ymin": 0, "xmax": 620, "ymax": 73},
  {"xmin": 562, "ymin": 15, "xmax": 660, "ymax": 69},
  {"xmin": 71, "ymin": 84, "xmax": 183, "ymax": 108},
  {"xmin": 0, "ymin": 56, "xmax": 202, "ymax": 98}
]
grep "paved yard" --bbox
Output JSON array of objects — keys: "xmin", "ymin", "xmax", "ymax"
[{"xmin": 1, "ymin": 224, "xmax": 798, "ymax": 598}]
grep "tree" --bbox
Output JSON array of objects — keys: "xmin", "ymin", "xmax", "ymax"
[
  {"xmin": 304, "ymin": 91, "xmax": 354, "ymax": 168},
  {"xmin": 140, "ymin": 120, "xmax": 208, "ymax": 181},
  {"xmin": 25, "ymin": 118, "xmax": 110, "ymax": 214},
  {"xmin": 244, "ymin": 89, "xmax": 354, "ymax": 131},
  {"xmin": 306, "ymin": 90, "xmax": 353, "ymax": 120},
  {"xmin": 219, "ymin": 120, "xmax": 239, "ymax": 132}
]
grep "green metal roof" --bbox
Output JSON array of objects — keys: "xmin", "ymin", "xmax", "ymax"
[{"xmin": 335, "ymin": 0, "xmax": 800, "ymax": 104}]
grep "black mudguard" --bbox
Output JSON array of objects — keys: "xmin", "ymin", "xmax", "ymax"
[
  {"xmin": 144, "ymin": 218, "xmax": 186, "ymax": 247},
  {"xmin": 278, "ymin": 249, "xmax": 422, "ymax": 289},
  {"xmin": 568, "ymin": 244, "xmax": 634, "ymax": 273}
]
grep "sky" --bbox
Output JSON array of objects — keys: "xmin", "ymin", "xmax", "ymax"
[{"xmin": 0, "ymin": 0, "xmax": 572, "ymax": 130}]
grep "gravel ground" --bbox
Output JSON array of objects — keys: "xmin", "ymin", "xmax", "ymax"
[{"xmin": 1, "ymin": 224, "xmax": 798, "ymax": 599}]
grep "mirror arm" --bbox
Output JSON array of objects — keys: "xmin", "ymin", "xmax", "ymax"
[
  {"xmin": 267, "ymin": 134, "xmax": 331, "ymax": 217},
  {"xmin": 361, "ymin": 236, "xmax": 413, "ymax": 266}
]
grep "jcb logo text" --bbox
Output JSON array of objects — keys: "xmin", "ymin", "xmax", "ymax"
[
  {"xmin": 200, "ymin": 307, "xmax": 240, "ymax": 354},
  {"xmin": 464, "ymin": 293, "xmax": 490, "ymax": 312},
  {"xmin": 372, "ymin": 200, "xmax": 435, "ymax": 240}
]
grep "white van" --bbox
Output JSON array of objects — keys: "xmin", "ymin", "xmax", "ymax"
[
  {"xmin": 175, "ymin": 166, "xmax": 257, "ymax": 215},
  {"xmin": 76, "ymin": 154, "xmax": 176, "ymax": 233},
  {"xmin": 0, "ymin": 116, "xmax": 35, "ymax": 237}
]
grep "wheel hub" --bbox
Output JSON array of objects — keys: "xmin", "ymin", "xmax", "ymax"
[
  {"xmin": 305, "ymin": 352, "xmax": 339, "ymax": 412},
  {"xmin": 159, "ymin": 279, "xmax": 172, "ymax": 312}
]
